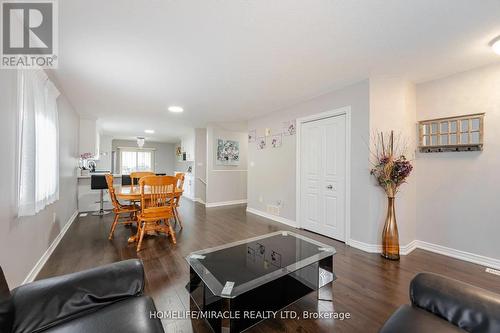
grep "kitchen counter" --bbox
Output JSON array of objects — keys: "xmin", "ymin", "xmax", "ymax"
[{"xmin": 77, "ymin": 173, "xmax": 122, "ymax": 179}]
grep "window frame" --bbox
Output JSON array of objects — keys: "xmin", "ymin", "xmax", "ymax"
[{"xmin": 118, "ymin": 147, "xmax": 156, "ymax": 175}]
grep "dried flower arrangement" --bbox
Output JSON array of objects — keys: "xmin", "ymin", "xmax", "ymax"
[{"xmin": 370, "ymin": 131, "xmax": 413, "ymax": 198}]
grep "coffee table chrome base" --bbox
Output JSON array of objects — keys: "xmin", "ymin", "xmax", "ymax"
[{"xmin": 318, "ymin": 256, "xmax": 335, "ymax": 302}]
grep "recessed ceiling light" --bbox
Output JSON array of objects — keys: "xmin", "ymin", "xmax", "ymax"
[
  {"xmin": 168, "ymin": 106, "xmax": 184, "ymax": 113},
  {"xmin": 491, "ymin": 36, "xmax": 500, "ymax": 55},
  {"xmin": 144, "ymin": 129, "xmax": 155, "ymax": 134}
]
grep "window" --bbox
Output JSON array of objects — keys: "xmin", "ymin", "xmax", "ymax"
[
  {"xmin": 17, "ymin": 70, "xmax": 60, "ymax": 216},
  {"xmin": 120, "ymin": 149, "xmax": 154, "ymax": 174}
]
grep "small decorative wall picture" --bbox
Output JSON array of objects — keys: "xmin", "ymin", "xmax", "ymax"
[
  {"xmin": 248, "ymin": 129, "xmax": 256, "ymax": 143},
  {"xmin": 271, "ymin": 134, "xmax": 282, "ymax": 148},
  {"xmin": 216, "ymin": 139, "xmax": 240, "ymax": 165},
  {"xmin": 282, "ymin": 120, "xmax": 296, "ymax": 136},
  {"xmin": 257, "ymin": 137, "xmax": 266, "ymax": 150},
  {"xmin": 175, "ymin": 146, "xmax": 182, "ymax": 156}
]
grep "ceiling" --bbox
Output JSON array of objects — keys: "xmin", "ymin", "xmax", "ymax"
[{"xmin": 52, "ymin": 0, "xmax": 500, "ymax": 143}]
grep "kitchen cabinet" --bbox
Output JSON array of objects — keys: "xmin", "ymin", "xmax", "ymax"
[
  {"xmin": 95, "ymin": 135, "xmax": 112, "ymax": 170},
  {"xmin": 176, "ymin": 172, "xmax": 194, "ymax": 200},
  {"xmin": 181, "ymin": 132, "xmax": 195, "ymax": 162},
  {"xmin": 79, "ymin": 118, "xmax": 100, "ymax": 158}
]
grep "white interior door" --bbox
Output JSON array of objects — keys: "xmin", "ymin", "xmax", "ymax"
[{"xmin": 300, "ymin": 114, "xmax": 346, "ymax": 241}]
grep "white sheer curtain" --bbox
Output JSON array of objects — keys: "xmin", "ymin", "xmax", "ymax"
[{"xmin": 17, "ymin": 70, "xmax": 60, "ymax": 216}]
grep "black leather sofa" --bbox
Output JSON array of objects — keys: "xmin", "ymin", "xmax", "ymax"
[
  {"xmin": 0, "ymin": 259, "xmax": 164, "ymax": 333},
  {"xmin": 380, "ymin": 272, "xmax": 500, "ymax": 333}
]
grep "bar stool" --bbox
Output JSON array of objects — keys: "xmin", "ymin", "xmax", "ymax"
[
  {"xmin": 121, "ymin": 175, "xmax": 132, "ymax": 185},
  {"xmin": 91, "ymin": 175, "xmax": 111, "ymax": 216}
]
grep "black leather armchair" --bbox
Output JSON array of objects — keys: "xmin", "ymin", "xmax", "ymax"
[
  {"xmin": 380, "ymin": 272, "xmax": 500, "ymax": 333},
  {"xmin": 0, "ymin": 259, "xmax": 164, "ymax": 333}
]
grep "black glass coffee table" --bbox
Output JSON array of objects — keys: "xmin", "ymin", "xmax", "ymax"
[{"xmin": 186, "ymin": 231, "xmax": 336, "ymax": 333}]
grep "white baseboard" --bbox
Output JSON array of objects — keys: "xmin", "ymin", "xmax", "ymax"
[
  {"xmin": 347, "ymin": 238, "xmax": 500, "ymax": 270},
  {"xmin": 22, "ymin": 210, "xmax": 78, "ymax": 285},
  {"xmin": 416, "ymin": 240, "xmax": 500, "ymax": 271},
  {"xmin": 182, "ymin": 194, "xmax": 195, "ymax": 201},
  {"xmin": 347, "ymin": 239, "xmax": 381, "ymax": 253},
  {"xmin": 205, "ymin": 199, "xmax": 247, "ymax": 208},
  {"xmin": 194, "ymin": 198, "xmax": 206, "ymax": 205},
  {"xmin": 246, "ymin": 207, "xmax": 298, "ymax": 228},
  {"xmin": 347, "ymin": 239, "xmax": 418, "ymax": 255},
  {"xmin": 401, "ymin": 239, "xmax": 419, "ymax": 255}
]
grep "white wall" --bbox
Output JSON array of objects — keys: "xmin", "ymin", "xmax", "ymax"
[
  {"xmin": 0, "ymin": 70, "xmax": 79, "ymax": 287},
  {"xmin": 247, "ymin": 80, "xmax": 372, "ymax": 243},
  {"xmin": 369, "ymin": 77, "xmax": 417, "ymax": 246},
  {"xmin": 112, "ymin": 140, "xmax": 176, "ymax": 175},
  {"xmin": 206, "ymin": 123, "xmax": 248, "ymax": 205},
  {"xmin": 194, "ymin": 128, "xmax": 207, "ymax": 202},
  {"xmin": 416, "ymin": 63, "xmax": 500, "ymax": 260}
]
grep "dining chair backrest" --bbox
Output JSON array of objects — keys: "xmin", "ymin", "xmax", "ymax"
[
  {"xmin": 175, "ymin": 173, "xmax": 185, "ymax": 190},
  {"xmin": 139, "ymin": 176, "xmax": 177, "ymax": 214},
  {"xmin": 130, "ymin": 171, "xmax": 155, "ymax": 185},
  {"xmin": 105, "ymin": 174, "xmax": 120, "ymax": 209}
]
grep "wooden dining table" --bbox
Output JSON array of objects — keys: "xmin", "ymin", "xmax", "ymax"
[
  {"xmin": 114, "ymin": 184, "xmax": 183, "ymax": 243},
  {"xmin": 114, "ymin": 184, "xmax": 183, "ymax": 201}
]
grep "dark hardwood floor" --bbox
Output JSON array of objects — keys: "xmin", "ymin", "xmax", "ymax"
[{"xmin": 38, "ymin": 199, "xmax": 500, "ymax": 333}]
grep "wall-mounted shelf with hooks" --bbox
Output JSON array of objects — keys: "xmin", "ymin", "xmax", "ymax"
[{"xmin": 418, "ymin": 113, "xmax": 484, "ymax": 153}]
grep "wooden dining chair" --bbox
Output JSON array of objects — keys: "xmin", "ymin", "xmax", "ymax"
[
  {"xmin": 130, "ymin": 171, "xmax": 155, "ymax": 185},
  {"xmin": 136, "ymin": 175, "xmax": 177, "ymax": 251},
  {"xmin": 172, "ymin": 173, "xmax": 185, "ymax": 229},
  {"xmin": 128, "ymin": 171, "xmax": 155, "ymax": 206},
  {"xmin": 105, "ymin": 174, "xmax": 139, "ymax": 240}
]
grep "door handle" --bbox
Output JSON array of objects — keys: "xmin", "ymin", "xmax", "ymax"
[{"xmin": 326, "ymin": 185, "xmax": 333, "ymax": 190}]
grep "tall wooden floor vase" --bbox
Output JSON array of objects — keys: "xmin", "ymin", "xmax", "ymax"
[{"xmin": 381, "ymin": 197, "xmax": 400, "ymax": 260}]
